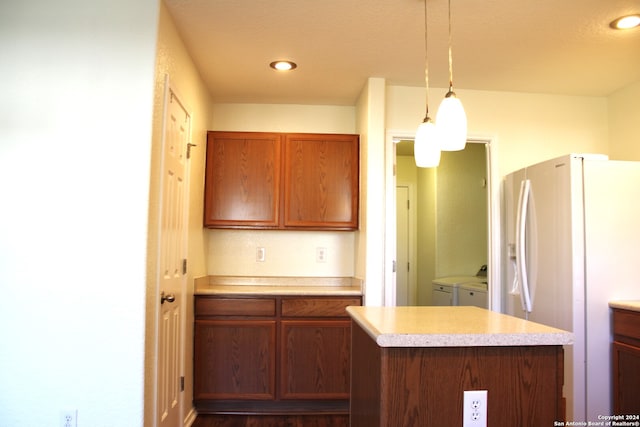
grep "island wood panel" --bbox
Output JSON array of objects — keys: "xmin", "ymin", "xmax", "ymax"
[{"xmin": 351, "ymin": 322, "xmax": 565, "ymax": 427}]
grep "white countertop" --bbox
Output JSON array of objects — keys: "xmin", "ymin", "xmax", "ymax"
[
  {"xmin": 609, "ymin": 300, "xmax": 640, "ymax": 312},
  {"xmin": 195, "ymin": 275, "xmax": 363, "ymax": 296},
  {"xmin": 346, "ymin": 306, "xmax": 573, "ymax": 348}
]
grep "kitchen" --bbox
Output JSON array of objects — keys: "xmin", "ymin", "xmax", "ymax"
[{"xmin": 1, "ymin": 0, "xmax": 639, "ymax": 426}]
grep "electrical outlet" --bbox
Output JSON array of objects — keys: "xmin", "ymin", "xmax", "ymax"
[
  {"xmin": 60, "ymin": 410, "xmax": 77, "ymax": 427},
  {"xmin": 316, "ymin": 247, "xmax": 327, "ymax": 263},
  {"xmin": 463, "ymin": 390, "xmax": 487, "ymax": 427},
  {"xmin": 256, "ymin": 247, "xmax": 266, "ymax": 262}
]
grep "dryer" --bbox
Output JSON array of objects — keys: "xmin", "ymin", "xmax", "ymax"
[
  {"xmin": 431, "ymin": 275, "xmax": 487, "ymax": 307},
  {"xmin": 458, "ymin": 282, "xmax": 488, "ymax": 308}
]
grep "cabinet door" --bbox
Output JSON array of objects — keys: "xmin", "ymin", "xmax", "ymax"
[
  {"xmin": 204, "ymin": 131, "xmax": 281, "ymax": 228},
  {"xmin": 283, "ymin": 134, "xmax": 359, "ymax": 229},
  {"xmin": 613, "ymin": 341, "xmax": 640, "ymax": 414},
  {"xmin": 194, "ymin": 320, "xmax": 276, "ymax": 400},
  {"xmin": 280, "ymin": 320, "xmax": 351, "ymax": 400}
]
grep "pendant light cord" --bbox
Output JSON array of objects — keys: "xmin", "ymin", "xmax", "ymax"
[
  {"xmin": 423, "ymin": 0, "xmax": 430, "ymax": 120},
  {"xmin": 447, "ymin": 0, "xmax": 454, "ymax": 92}
]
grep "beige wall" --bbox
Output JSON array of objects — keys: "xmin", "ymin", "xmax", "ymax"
[
  {"xmin": 387, "ymin": 85, "xmax": 610, "ymax": 176},
  {"xmin": 416, "ymin": 165, "xmax": 438, "ymax": 305},
  {"xmin": 146, "ymin": 2, "xmax": 212, "ymax": 424},
  {"xmin": 436, "ymin": 145, "xmax": 488, "ymax": 277},
  {"xmin": 609, "ymin": 81, "xmax": 640, "ymax": 161}
]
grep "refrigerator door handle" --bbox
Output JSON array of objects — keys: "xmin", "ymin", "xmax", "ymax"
[{"xmin": 515, "ymin": 179, "xmax": 533, "ymax": 314}]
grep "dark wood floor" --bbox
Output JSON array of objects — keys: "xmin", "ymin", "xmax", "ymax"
[{"xmin": 192, "ymin": 414, "xmax": 349, "ymax": 427}]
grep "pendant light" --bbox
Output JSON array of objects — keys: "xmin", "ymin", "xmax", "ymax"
[
  {"xmin": 414, "ymin": 0, "xmax": 441, "ymax": 168},
  {"xmin": 436, "ymin": 0, "xmax": 467, "ymax": 151}
]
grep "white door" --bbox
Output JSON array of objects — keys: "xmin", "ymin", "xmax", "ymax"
[
  {"xmin": 157, "ymin": 82, "xmax": 190, "ymax": 427},
  {"xmin": 396, "ymin": 186, "xmax": 410, "ymax": 305}
]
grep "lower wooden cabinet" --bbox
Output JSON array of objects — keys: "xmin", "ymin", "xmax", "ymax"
[
  {"xmin": 194, "ymin": 320, "xmax": 276, "ymax": 400},
  {"xmin": 280, "ymin": 320, "xmax": 351, "ymax": 400},
  {"xmin": 612, "ymin": 307, "xmax": 640, "ymax": 414},
  {"xmin": 194, "ymin": 295, "xmax": 361, "ymax": 414}
]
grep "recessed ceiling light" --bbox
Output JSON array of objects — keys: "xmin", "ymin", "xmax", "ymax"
[
  {"xmin": 269, "ymin": 60, "xmax": 297, "ymax": 71},
  {"xmin": 609, "ymin": 14, "xmax": 640, "ymax": 29}
]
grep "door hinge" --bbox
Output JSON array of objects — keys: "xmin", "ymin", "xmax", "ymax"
[
  {"xmin": 392, "ymin": 260, "xmax": 397, "ymax": 273},
  {"xmin": 186, "ymin": 143, "xmax": 197, "ymax": 159},
  {"xmin": 180, "ymin": 376, "xmax": 185, "ymax": 392},
  {"xmin": 182, "ymin": 258, "xmax": 187, "ymax": 275}
]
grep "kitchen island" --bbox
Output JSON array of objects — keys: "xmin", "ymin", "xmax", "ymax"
[{"xmin": 347, "ymin": 306, "xmax": 573, "ymax": 427}]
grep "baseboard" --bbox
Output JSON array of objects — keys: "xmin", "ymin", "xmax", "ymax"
[{"xmin": 183, "ymin": 406, "xmax": 197, "ymax": 427}]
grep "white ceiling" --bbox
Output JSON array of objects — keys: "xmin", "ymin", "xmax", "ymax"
[{"xmin": 164, "ymin": 0, "xmax": 640, "ymax": 106}]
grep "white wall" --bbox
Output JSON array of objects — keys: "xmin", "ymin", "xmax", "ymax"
[
  {"xmin": 356, "ymin": 78, "xmax": 387, "ymax": 306},
  {"xmin": 0, "ymin": 0, "xmax": 158, "ymax": 426},
  {"xmin": 207, "ymin": 103, "xmax": 357, "ymax": 278}
]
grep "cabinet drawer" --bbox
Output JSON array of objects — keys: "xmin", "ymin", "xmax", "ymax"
[
  {"xmin": 613, "ymin": 309, "xmax": 640, "ymax": 341},
  {"xmin": 281, "ymin": 297, "xmax": 361, "ymax": 318},
  {"xmin": 196, "ymin": 297, "xmax": 276, "ymax": 317}
]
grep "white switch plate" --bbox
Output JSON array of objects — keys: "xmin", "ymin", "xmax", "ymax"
[
  {"xmin": 463, "ymin": 390, "xmax": 487, "ymax": 427},
  {"xmin": 256, "ymin": 247, "xmax": 266, "ymax": 262}
]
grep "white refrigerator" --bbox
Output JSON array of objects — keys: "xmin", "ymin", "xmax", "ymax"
[{"xmin": 504, "ymin": 154, "xmax": 640, "ymax": 422}]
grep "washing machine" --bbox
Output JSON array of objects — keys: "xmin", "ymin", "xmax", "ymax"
[
  {"xmin": 431, "ymin": 275, "xmax": 487, "ymax": 307},
  {"xmin": 457, "ymin": 282, "xmax": 488, "ymax": 308}
]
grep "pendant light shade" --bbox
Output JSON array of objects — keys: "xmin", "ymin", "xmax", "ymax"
[
  {"xmin": 414, "ymin": 0, "xmax": 441, "ymax": 167},
  {"xmin": 436, "ymin": 91, "xmax": 467, "ymax": 151},
  {"xmin": 414, "ymin": 118, "xmax": 441, "ymax": 168},
  {"xmin": 437, "ymin": 0, "xmax": 467, "ymax": 151}
]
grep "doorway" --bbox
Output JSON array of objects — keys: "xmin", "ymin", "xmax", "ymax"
[
  {"xmin": 384, "ymin": 132, "xmax": 501, "ymax": 310},
  {"xmin": 155, "ymin": 77, "xmax": 192, "ymax": 427},
  {"xmin": 395, "ymin": 184, "xmax": 416, "ymax": 305}
]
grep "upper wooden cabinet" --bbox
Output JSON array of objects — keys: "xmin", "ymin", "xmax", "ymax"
[
  {"xmin": 283, "ymin": 134, "xmax": 359, "ymax": 229},
  {"xmin": 204, "ymin": 131, "xmax": 359, "ymax": 230},
  {"xmin": 203, "ymin": 132, "xmax": 281, "ymax": 228}
]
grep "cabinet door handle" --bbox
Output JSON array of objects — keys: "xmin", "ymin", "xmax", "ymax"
[{"xmin": 161, "ymin": 291, "xmax": 176, "ymax": 304}]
